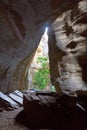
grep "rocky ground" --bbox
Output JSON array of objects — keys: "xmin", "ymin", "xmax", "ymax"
[{"xmin": 0, "ymin": 107, "xmax": 29, "ymax": 130}]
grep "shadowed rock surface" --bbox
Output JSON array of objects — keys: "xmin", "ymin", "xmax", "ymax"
[
  {"xmin": 15, "ymin": 90, "xmax": 87, "ymax": 129},
  {"xmin": 0, "ymin": 0, "xmax": 50, "ymax": 93}
]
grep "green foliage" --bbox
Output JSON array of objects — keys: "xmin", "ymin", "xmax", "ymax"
[{"xmin": 33, "ymin": 56, "xmax": 50, "ymax": 90}]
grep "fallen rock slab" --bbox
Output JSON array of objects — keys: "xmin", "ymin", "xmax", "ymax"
[
  {"xmin": 0, "ymin": 90, "xmax": 24, "ymax": 111},
  {"xmin": 9, "ymin": 93, "xmax": 23, "ymax": 105},
  {"xmin": 20, "ymin": 90, "xmax": 87, "ymax": 129},
  {"xmin": 13, "ymin": 90, "xmax": 23, "ymax": 98},
  {"xmin": 0, "ymin": 91, "xmax": 19, "ymax": 109}
]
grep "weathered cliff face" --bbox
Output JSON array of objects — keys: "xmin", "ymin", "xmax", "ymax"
[
  {"xmin": 48, "ymin": 0, "xmax": 87, "ymax": 96},
  {"xmin": 0, "ymin": 0, "xmax": 87, "ymax": 95}
]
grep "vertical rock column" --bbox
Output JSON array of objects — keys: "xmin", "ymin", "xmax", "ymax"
[{"xmin": 48, "ymin": 27, "xmax": 64, "ymax": 94}]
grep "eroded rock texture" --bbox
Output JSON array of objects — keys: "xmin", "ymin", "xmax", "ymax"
[
  {"xmin": 0, "ymin": 0, "xmax": 50, "ymax": 93},
  {"xmin": 48, "ymin": 0, "xmax": 87, "ymax": 96},
  {"xmin": 0, "ymin": 0, "xmax": 87, "ymax": 95}
]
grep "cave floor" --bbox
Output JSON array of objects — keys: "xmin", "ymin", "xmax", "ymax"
[
  {"xmin": 0, "ymin": 107, "xmax": 50, "ymax": 130},
  {"xmin": 0, "ymin": 107, "xmax": 29, "ymax": 130}
]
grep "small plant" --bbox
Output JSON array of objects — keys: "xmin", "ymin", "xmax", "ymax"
[{"xmin": 33, "ymin": 56, "xmax": 50, "ymax": 90}]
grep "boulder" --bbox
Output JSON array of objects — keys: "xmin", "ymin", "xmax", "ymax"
[{"xmin": 19, "ymin": 90, "xmax": 87, "ymax": 129}]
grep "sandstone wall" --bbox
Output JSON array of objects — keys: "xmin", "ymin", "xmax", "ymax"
[
  {"xmin": 48, "ymin": 0, "xmax": 87, "ymax": 95},
  {"xmin": 0, "ymin": 0, "xmax": 50, "ymax": 92}
]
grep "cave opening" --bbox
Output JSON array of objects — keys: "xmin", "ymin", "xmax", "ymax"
[{"xmin": 27, "ymin": 27, "xmax": 55, "ymax": 92}]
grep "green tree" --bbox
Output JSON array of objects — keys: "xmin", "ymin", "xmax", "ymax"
[{"xmin": 33, "ymin": 56, "xmax": 50, "ymax": 90}]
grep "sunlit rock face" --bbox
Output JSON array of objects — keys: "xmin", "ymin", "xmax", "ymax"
[
  {"xmin": 0, "ymin": 0, "xmax": 50, "ymax": 93},
  {"xmin": 49, "ymin": 0, "xmax": 87, "ymax": 96}
]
